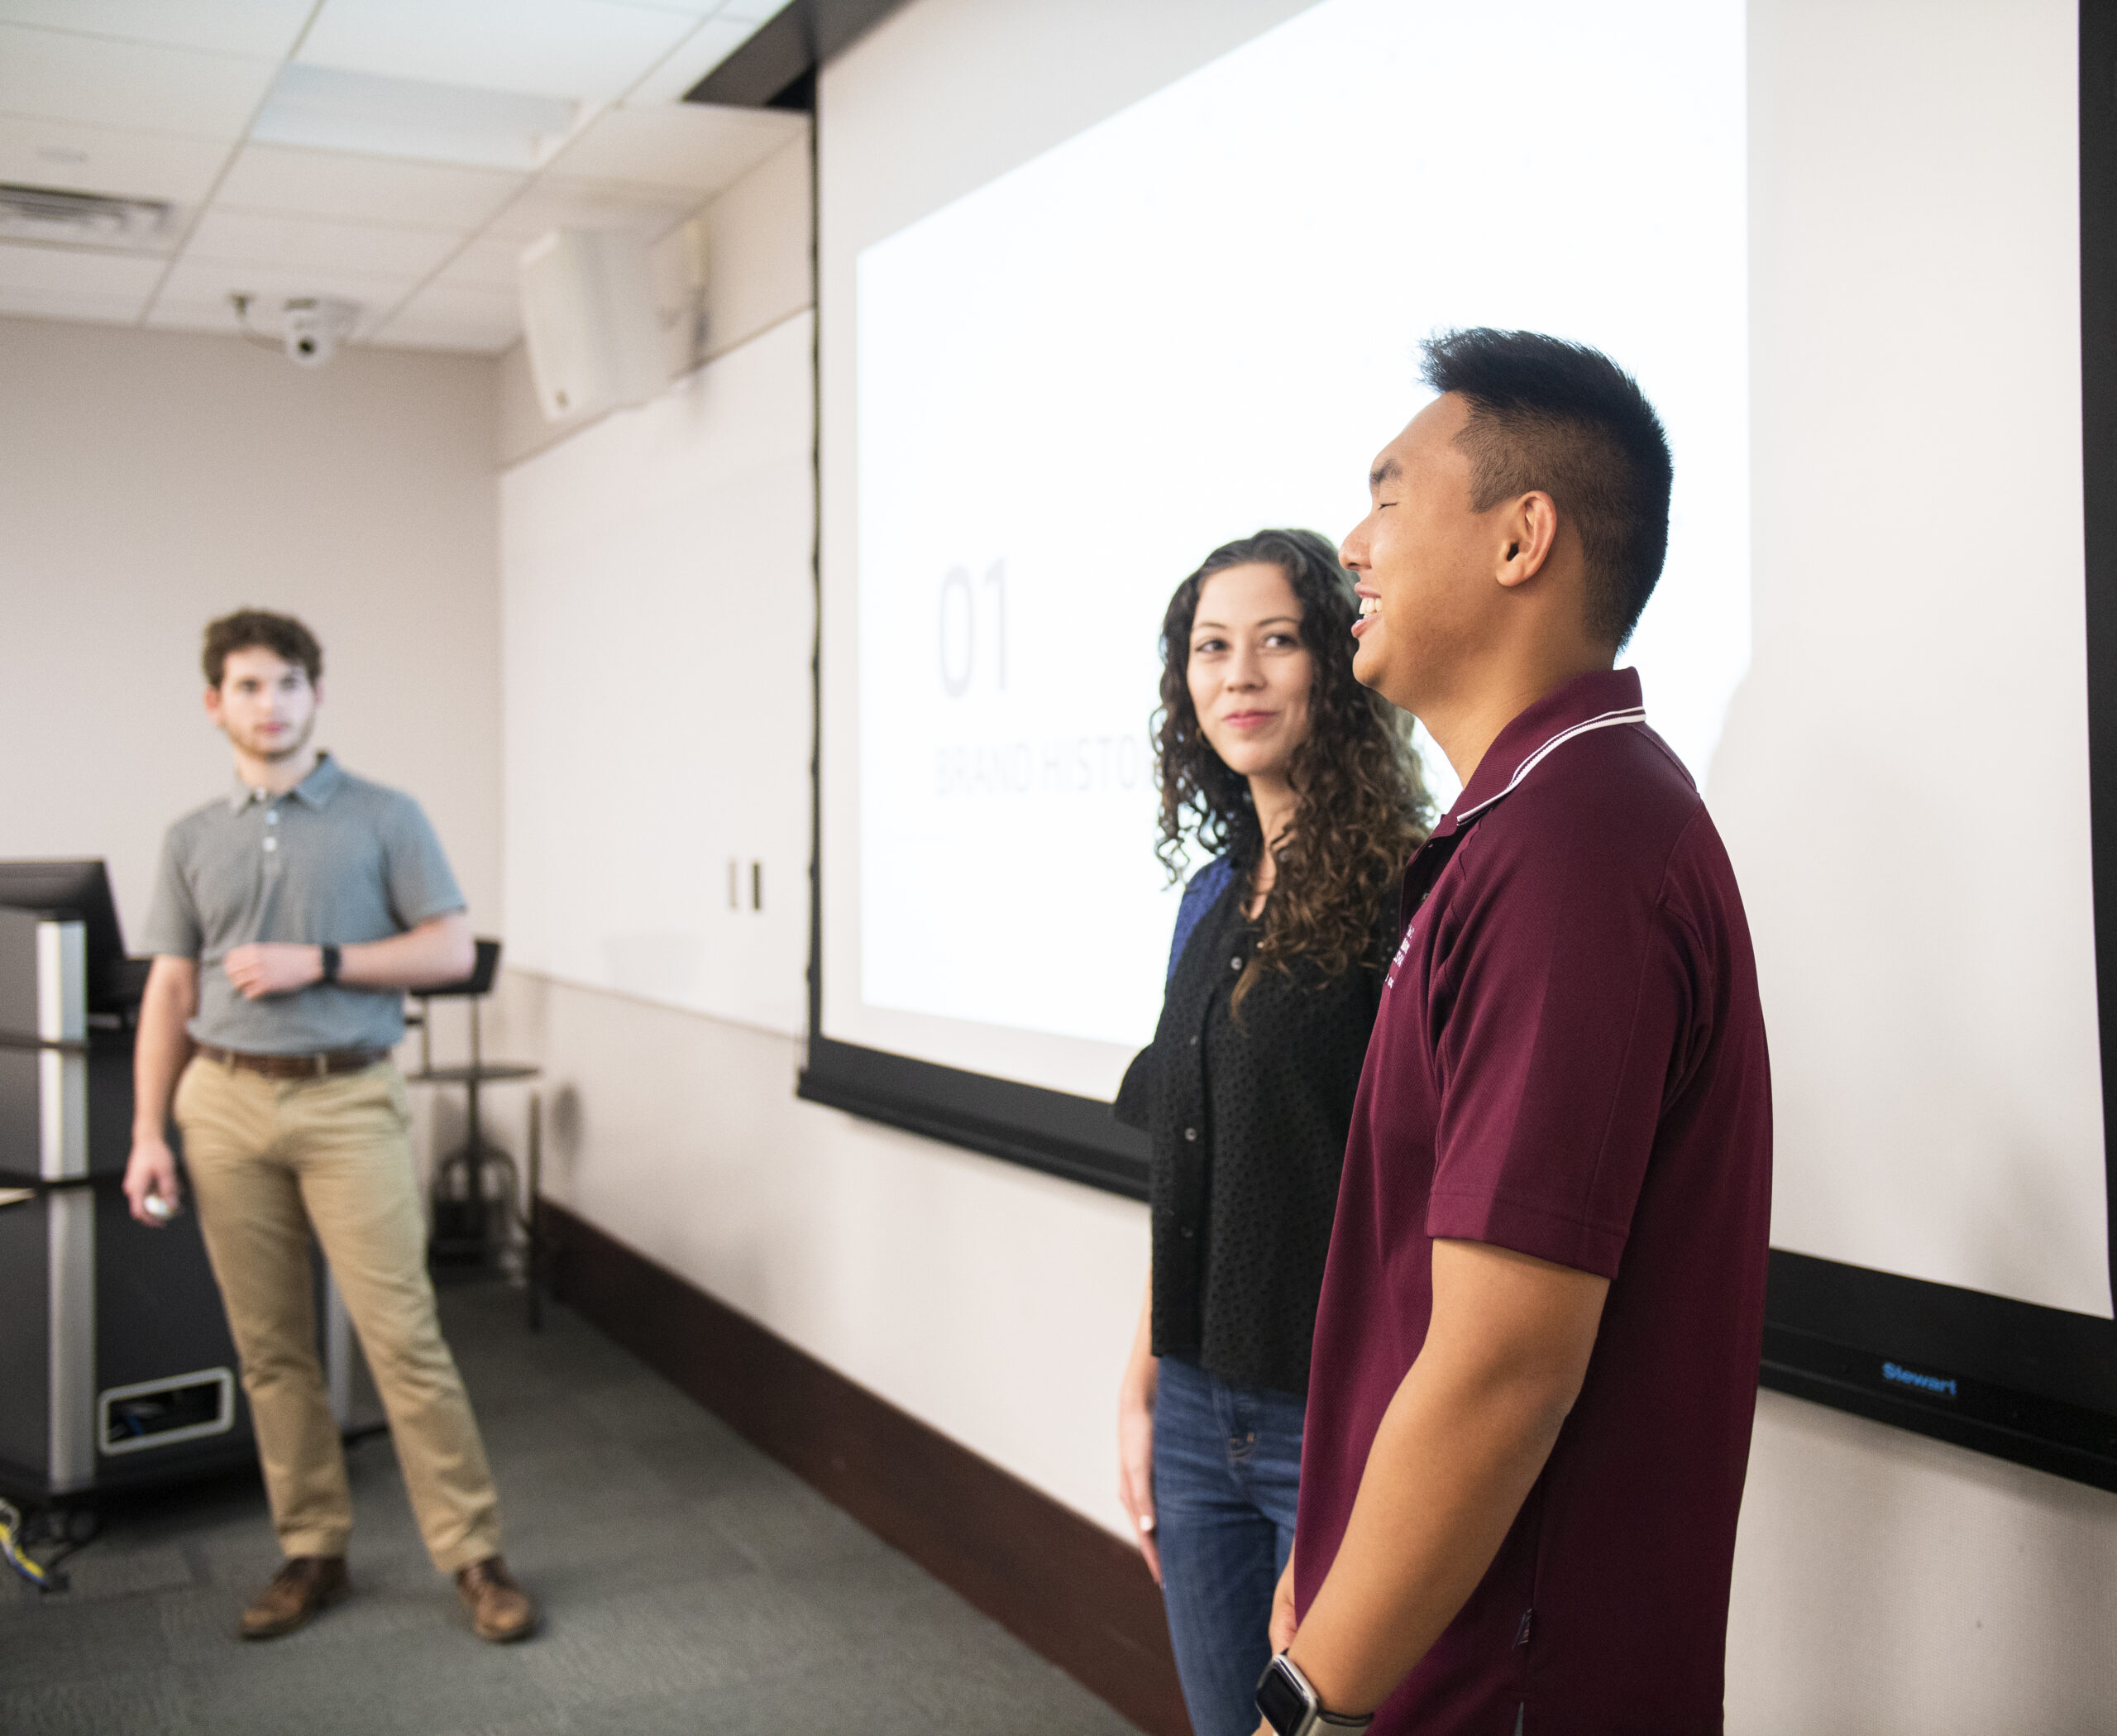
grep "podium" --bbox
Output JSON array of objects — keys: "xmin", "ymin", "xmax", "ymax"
[{"xmin": 0, "ymin": 863, "xmax": 363, "ymax": 1503}]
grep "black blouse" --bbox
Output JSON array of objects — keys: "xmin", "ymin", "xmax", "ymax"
[{"xmin": 1115, "ymin": 871, "xmax": 1399, "ymax": 1398}]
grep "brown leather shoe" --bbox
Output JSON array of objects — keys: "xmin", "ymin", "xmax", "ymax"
[
  {"xmin": 455, "ymin": 1555, "xmax": 537, "ymax": 1643},
  {"xmin": 239, "ymin": 1555, "xmax": 350, "ymax": 1639}
]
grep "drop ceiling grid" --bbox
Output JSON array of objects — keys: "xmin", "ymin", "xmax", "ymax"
[
  {"xmin": 0, "ymin": 2, "xmax": 318, "ymax": 61},
  {"xmin": 0, "ymin": 0, "xmax": 799, "ymax": 353}
]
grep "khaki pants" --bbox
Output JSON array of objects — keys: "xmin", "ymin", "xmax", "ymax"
[{"xmin": 174, "ymin": 1055, "xmax": 502, "ymax": 1573}]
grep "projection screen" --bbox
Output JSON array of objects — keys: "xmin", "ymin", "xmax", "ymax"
[{"xmin": 800, "ymin": 0, "xmax": 2117, "ymax": 1485}]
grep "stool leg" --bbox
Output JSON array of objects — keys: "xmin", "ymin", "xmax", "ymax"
[{"xmin": 526, "ymin": 1091, "xmax": 542, "ymax": 1334}]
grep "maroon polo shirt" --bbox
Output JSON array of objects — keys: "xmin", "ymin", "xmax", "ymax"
[{"xmin": 1293, "ymin": 667, "xmax": 1771, "ymax": 1736}]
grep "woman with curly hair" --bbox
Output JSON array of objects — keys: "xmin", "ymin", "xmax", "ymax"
[{"xmin": 1113, "ymin": 528, "xmax": 1431, "ymax": 1736}]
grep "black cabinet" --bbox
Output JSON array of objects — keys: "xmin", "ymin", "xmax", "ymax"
[{"xmin": 0, "ymin": 897, "xmax": 359, "ymax": 1499}]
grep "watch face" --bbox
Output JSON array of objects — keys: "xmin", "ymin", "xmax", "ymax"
[{"xmin": 1255, "ymin": 1658, "xmax": 1311, "ymax": 1734}]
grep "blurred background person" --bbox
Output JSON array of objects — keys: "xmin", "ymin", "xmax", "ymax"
[
  {"xmin": 1113, "ymin": 528, "xmax": 1431, "ymax": 1736},
  {"xmin": 123, "ymin": 610, "xmax": 538, "ymax": 1646}
]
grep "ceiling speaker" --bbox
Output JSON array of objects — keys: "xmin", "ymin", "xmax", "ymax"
[{"xmin": 518, "ymin": 229, "xmax": 665, "ymax": 423}]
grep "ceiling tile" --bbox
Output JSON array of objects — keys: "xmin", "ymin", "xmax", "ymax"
[
  {"xmin": 251, "ymin": 65, "xmax": 576, "ymax": 172},
  {"xmin": 625, "ymin": 14, "xmax": 759, "ymax": 107},
  {"xmin": 213, "ymin": 144, "xmax": 524, "ymax": 232},
  {"xmin": 141, "ymin": 298, "xmax": 281, "ymax": 338},
  {"xmin": 543, "ymin": 102, "xmax": 802, "ymax": 196},
  {"xmin": 0, "ymin": 238, "xmax": 165, "ymax": 295},
  {"xmin": 150, "ymin": 256, "xmax": 418, "ymax": 339},
  {"xmin": 186, "ymin": 207, "xmax": 464, "ymax": 279},
  {"xmin": 137, "ymin": 295, "xmax": 262, "ymax": 337},
  {"xmin": 370, "ymin": 280, "xmax": 520, "ymax": 353},
  {"xmin": 217, "ymin": 145, "xmax": 524, "ymax": 231},
  {"xmin": 0, "ymin": 115, "xmax": 228, "ymax": 204},
  {"xmin": 480, "ymin": 174, "xmax": 701, "ymax": 246},
  {"xmin": 0, "ymin": 24, "xmax": 277, "ymax": 140},
  {"xmin": 298, "ymin": 0, "xmax": 695, "ymax": 105},
  {"xmin": 429, "ymin": 233, "xmax": 524, "ymax": 294},
  {"xmin": 0, "ymin": 1, "xmax": 312, "ymax": 58},
  {"xmin": 0, "ymin": 285, "xmax": 150, "ymax": 323}
]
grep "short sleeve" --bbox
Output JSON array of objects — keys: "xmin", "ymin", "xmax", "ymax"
[
  {"xmin": 1112, "ymin": 1045, "xmax": 1153, "ymax": 1131},
  {"xmin": 1424, "ymin": 825, "xmax": 1696, "ymax": 1280},
  {"xmin": 137, "ymin": 828, "xmax": 203, "ymax": 959},
  {"xmin": 380, "ymin": 796, "xmax": 466, "ymax": 929}
]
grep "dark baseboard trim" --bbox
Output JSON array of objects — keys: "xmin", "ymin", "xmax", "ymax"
[{"xmin": 538, "ymin": 1199, "xmax": 1189, "ymax": 1736}]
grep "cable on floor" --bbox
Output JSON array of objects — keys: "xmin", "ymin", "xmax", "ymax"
[{"xmin": 0, "ymin": 1498, "xmax": 100, "ymax": 1595}]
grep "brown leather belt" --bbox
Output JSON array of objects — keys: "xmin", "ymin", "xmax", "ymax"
[{"xmin": 198, "ymin": 1045, "xmax": 390, "ymax": 1080}]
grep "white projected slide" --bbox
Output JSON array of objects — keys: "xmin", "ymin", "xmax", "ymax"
[
  {"xmin": 833, "ymin": 0, "xmax": 2111, "ymax": 1318},
  {"xmin": 1713, "ymin": 0, "xmax": 2108, "ymax": 1318},
  {"xmin": 853, "ymin": 0, "xmax": 1748, "ymax": 1074}
]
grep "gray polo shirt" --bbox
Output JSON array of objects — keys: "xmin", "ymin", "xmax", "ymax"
[{"xmin": 141, "ymin": 753, "xmax": 466, "ymax": 1055}]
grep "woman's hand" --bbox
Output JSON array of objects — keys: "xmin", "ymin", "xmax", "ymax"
[
  {"xmin": 1118, "ymin": 1367, "xmax": 1161, "ymax": 1583},
  {"xmin": 1269, "ymin": 1547, "xmax": 1299, "ymax": 1652},
  {"xmin": 1118, "ymin": 1277, "xmax": 1162, "ymax": 1583}
]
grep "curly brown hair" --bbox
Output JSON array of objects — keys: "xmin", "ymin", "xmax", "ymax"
[{"xmin": 1154, "ymin": 528, "xmax": 1432, "ymax": 1011}]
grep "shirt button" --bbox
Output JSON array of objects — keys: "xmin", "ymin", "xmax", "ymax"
[
  {"xmin": 1230, "ymin": 957, "xmax": 1242, "ymax": 971},
  {"xmin": 264, "ymin": 838, "xmax": 277, "ymax": 852},
  {"xmin": 266, "ymin": 811, "xmax": 279, "ymax": 825},
  {"xmin": 1189, "ymin": 1035, "xmax": 1199, "ymax": 1046},
  {"xmin": 1183, "ymin": 1126, "xmax": 1197, "ymax": 1141},
  {"xmin": 1179, "ymin": 1227, "xmax": 1194, "ymax": 1240}
]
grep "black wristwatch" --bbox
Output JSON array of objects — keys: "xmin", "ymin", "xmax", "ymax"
[
  {"xmin": 318, "ymin": 944, "xmax": 342, "ymax": 985},
  {"xmin": 1255, "ymin": 1653, "xmax": 1373, "ymax": 1735}
]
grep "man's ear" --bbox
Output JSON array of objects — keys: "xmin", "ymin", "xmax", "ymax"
[
  {"xmin": 203, "ymin": 684, "xmax": 223, "ymax": 721},
  {"xmin": 1494, "ymin": 492, "xmax": 1561, "ymax": 592}
]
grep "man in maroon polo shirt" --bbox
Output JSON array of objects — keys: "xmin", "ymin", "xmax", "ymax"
[{"xmin": 1252, "ymin": 330, "xmax": 1771, "ymax": 1736}]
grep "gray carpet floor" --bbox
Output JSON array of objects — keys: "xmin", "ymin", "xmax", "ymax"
[{"xmin": 0, "ymin": 1283, "xmax": 1145, "ymax": 1736}]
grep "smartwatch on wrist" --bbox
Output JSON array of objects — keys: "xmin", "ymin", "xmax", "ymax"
[
  {"xmin": 1255, "ymin": 1653, "xmax": 1373, "ymax": 1735},
  {"xmin": 319, "ymin": 944, "xmax": 342, "ymax": 985}
]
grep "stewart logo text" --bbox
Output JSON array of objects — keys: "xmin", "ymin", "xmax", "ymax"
[{"xmin": 1880, "ymin": 1361, "xmax": 1959, "ymax": 1399}]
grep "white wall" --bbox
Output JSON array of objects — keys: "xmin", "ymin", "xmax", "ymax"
[
  {"xmin": 492, "ymin": 117, "xmax": 1157, "ymax": 1529},
  {"xmin": 499, "ymin": 307, "xmax": 812, "ymax": 1031},
  {"xmin": 1730, "ymin": 1390, "xmax": 2117, "ymax": 1734},
  {"xmin": 486, "ymin": 971, "xmax": 1146, "ymax": 1524},
  {"xmin": 0, "ymin": 316, "xmax": 502, "ymax": 935}
]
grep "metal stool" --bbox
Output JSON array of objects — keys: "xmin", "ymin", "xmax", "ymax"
[{"xmin": 407, "ymin": 940, "xmax": 544, "ymax": 1322}]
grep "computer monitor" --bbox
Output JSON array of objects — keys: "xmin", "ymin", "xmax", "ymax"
[{"xmin": 0, "ymin": 859, "xmax": 136, "ymax": 1011}]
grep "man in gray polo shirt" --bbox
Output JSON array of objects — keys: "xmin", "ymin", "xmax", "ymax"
[{"xmin": 123, "ymin": 608, "xmax": 536, "ymax": 1645}]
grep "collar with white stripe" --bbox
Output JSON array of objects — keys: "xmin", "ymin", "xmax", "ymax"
[{"xmin": 1449, "ymin": 705, "xmax": 1648, "ymax": 826}]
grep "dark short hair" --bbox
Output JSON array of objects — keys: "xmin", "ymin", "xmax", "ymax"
[
  {"xmin": 201, "ymin": 610, "xmax": 323, "ymax": 688},
  {"xmin": 1421, "ymin": 328, "xmax": 1673, "ymax": 648}
]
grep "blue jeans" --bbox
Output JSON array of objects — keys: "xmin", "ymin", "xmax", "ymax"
[{"xmin": 1153, "ymin": 1355, "xmax": 1306, "ymax": 1736}]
